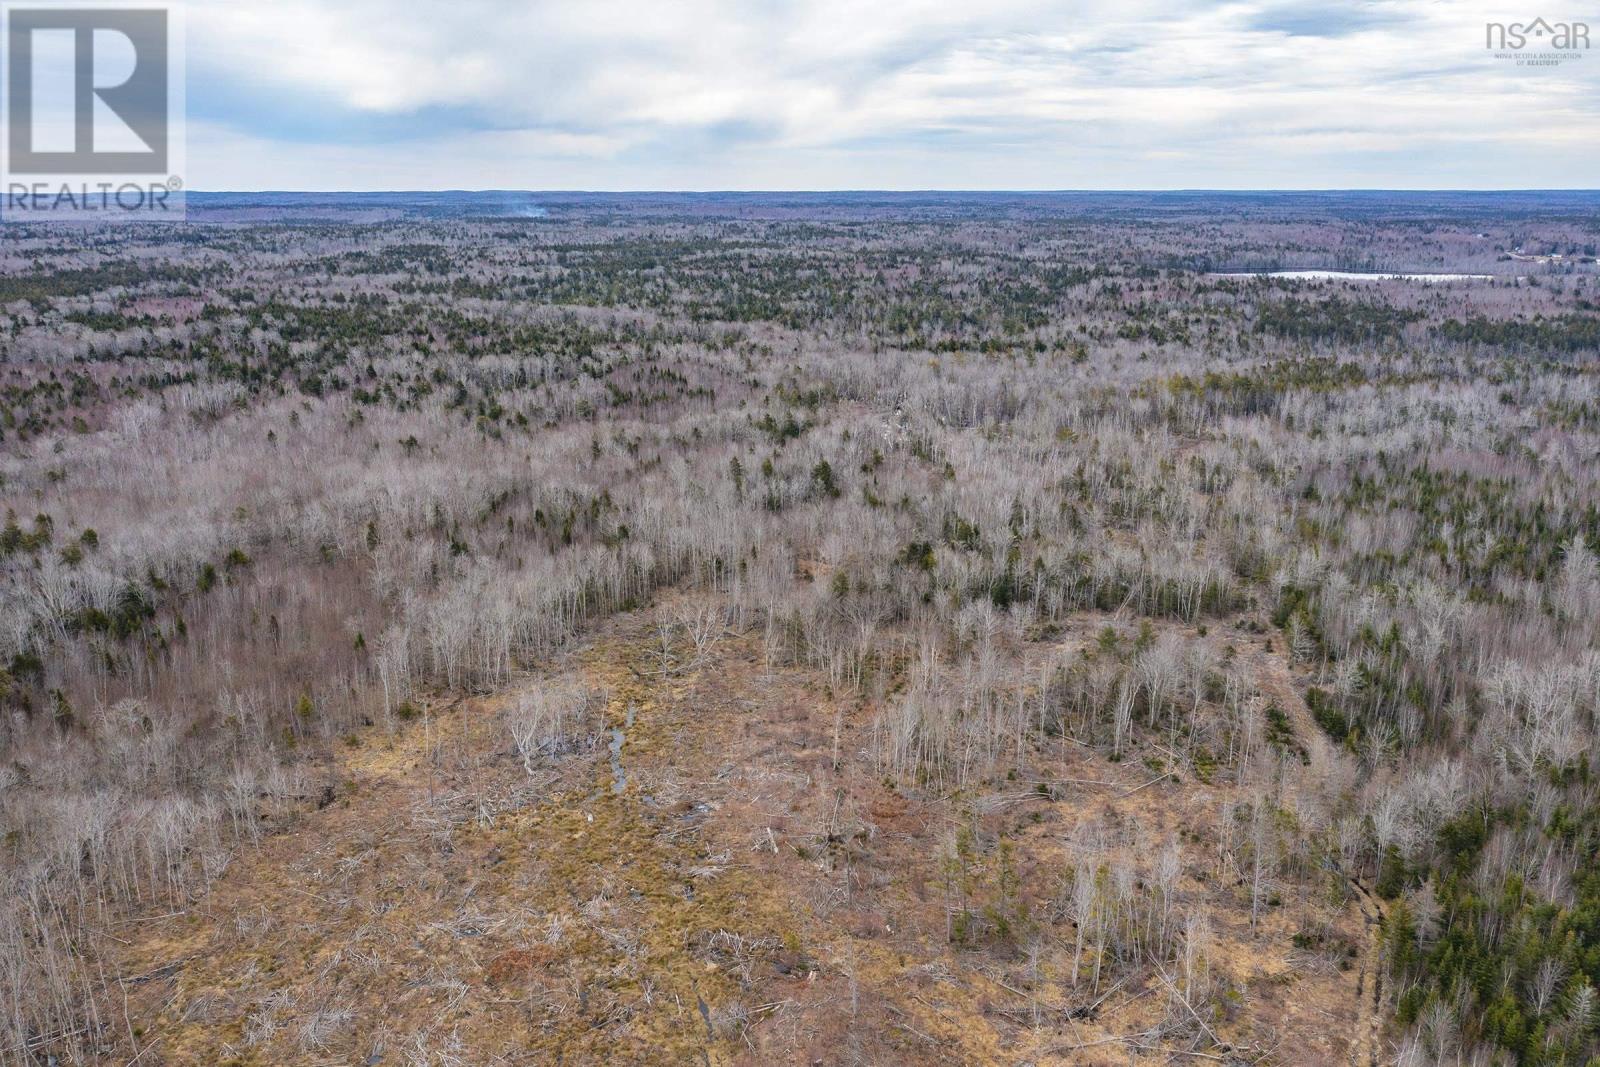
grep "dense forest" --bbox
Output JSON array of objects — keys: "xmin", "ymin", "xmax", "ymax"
[{"xmin": 2, "ymin": 192, "xmax": 1599, "ymax": 1065}]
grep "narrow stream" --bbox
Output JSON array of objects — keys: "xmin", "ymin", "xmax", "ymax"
[{"xmin": 608, "ymin": 702, "xmax": 635, "ymax": 794}]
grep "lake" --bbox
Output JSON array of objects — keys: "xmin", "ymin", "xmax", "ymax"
[{"xmin": 1213, "ymin": 269, "xmax": 1497, "ymax": 282}]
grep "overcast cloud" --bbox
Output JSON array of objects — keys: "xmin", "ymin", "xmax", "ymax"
[{"xmin": 181, "ymin": 0, "xmax": 1598, "ymax": 189}]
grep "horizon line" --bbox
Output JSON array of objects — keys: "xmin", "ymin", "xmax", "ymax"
[{"xmin": 183, "ymin": 187, "xmax": 1600, "ymax": 197}]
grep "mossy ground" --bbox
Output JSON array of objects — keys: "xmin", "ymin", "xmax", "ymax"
[{"xmin": 113, "ymin": 599, "xmax": 1367, "ymax": 1065}]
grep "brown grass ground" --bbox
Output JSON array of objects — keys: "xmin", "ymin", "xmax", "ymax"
[{"xmin": 111, "ymin": 597, "xmax": 1369, "ymax": 1065}]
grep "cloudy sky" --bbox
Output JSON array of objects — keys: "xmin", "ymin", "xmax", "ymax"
[{"xmin": 181, "ymin": 0, "xmax": 1597, "ymax": 190}]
